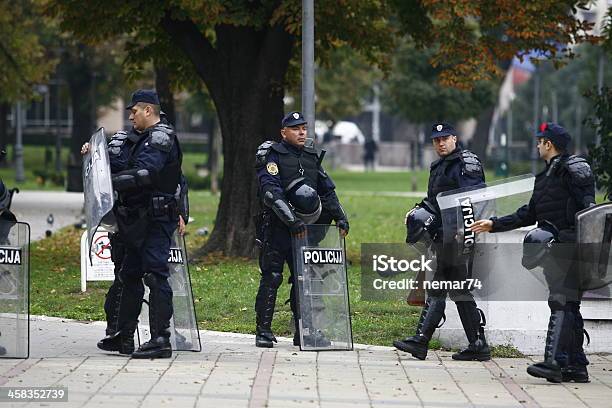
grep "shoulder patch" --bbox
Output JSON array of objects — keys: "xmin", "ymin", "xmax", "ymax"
[
  {"xmin": 460, "ymin": 150, "xmax": 483, "ymax": 176},
  {"xmin": 565, "ymin": 155, "xmax": 593, "ymax": 187},
  {"xmin": 266, "ymin": 162, "xmax": 279, "ymax": 176},
  {"xmin": 149, "ymin": 130, "xmax": 174, "ymax": 152},
  {"xmin": 255, "ymin": 141, "xmax": 275, "ymax": 169}
]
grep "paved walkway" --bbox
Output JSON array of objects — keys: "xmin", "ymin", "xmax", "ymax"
[
  {"xmin": 10, "ymin": 191, "xmax": 84, "ymax": 241},
  {"xmin": 0, "ymin": 316, "xmax": 609, "ymax": 408}
]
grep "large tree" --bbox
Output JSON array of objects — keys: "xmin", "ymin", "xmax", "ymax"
[{"xmin": 50, "ymin": 0, "xmax": 597, "ymax": 257}]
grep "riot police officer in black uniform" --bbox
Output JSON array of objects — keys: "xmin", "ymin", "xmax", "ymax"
[
  {"xmin": 254, "ymin": 111, "xmax": 349, "ymax": 348},
  {"xmin": 472, "ymin": 123, "xmax": 594, "ymax": 383},
  {"xmin": 82, "ymin": 108, "xmax": 188, "ymax": 356},
  {"xmin": 394, "ymin": 123, "xmax": 491, "ymax": 361},
  {"xmin": 82, "ymin": 90, "xmax": 183, "ymax": 359}
]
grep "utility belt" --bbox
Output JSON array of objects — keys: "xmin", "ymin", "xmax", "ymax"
[
  {"xmin": 116, "ymin": 195, "xmax": 178, "ymax": 220},
  {"xmin": 115, "ymin": 195, "xmax": 177, "ymax": 249}
]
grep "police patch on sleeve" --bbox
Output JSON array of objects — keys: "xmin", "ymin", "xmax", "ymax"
[{"xmin": 266, "ymin": 162, "xmax": 279, "ymax": 175}]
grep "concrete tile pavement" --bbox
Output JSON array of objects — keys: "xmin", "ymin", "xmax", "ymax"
[{"xmin": 0, "ymin": 316, "xmax": 609, "ymax": 408}]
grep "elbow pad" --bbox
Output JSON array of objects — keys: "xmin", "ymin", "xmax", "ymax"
[
  {"xmin": 112, "ymin": 169, "xmax": 152, "ymax": 192},
  {"xmin": 263, "ymin": 189, "xmax": 299, "ymax": 227}
]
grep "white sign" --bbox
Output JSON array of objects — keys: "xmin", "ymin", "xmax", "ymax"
[{"xmin": 80, "ymin": 230, "xmax": 115, "ymax": 292}]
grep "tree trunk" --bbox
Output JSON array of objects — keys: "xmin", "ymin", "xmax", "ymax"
[
  {"xmin": 161, "ymin": 17, "xmax": 295, "ymax": 257},
  {"xmin": 471, "ymin": 105, "xmax": 495, "ymax": 161},
  {"xmin": 470, "ymin": 59, "xmax": 513, "ymax": 161},
  {"xmin": 64, "ymin": 44, "xmax": 95, "ymax": 192},
  {"xmin": 154, "ymin": 63, "xmax": 176, "ymax": 126}
]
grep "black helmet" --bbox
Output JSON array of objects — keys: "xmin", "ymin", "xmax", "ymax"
[
  {"xmin": 405, "ymin": 200, "xmax": 437, "ymax": 244},
  {"xmin": 521, "ymin": 221, "xmax": 558, "ymax": 270},
  {"xmin": 286, "ymin": 178, "xmax": 321, "ymax": 224}
]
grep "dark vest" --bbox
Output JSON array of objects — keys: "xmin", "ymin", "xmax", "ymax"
[
  {"xmin": 271, "ymin": 142, "xmax": 319, "ymax": 192},
  {"xmin": 427, "ymin": 149, "xmax": 462, "ymax": 208},
  {"xmin": 531, "ymin": 155, "xmax": 575, "ymax": 231},
  {"xmin": 128, "ymin": 126, "xmax": 182, "ymax": 196}
]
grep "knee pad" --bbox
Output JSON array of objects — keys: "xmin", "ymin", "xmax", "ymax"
[
  {"xmin": 144, "ymin": 273, "xmax": 172, "ymax": 297},
  {"xmin": 449, "ymin": 290, "xmax": 475, "ymax": 303},
  {"xmin": 548, "ymin": 297, "xmax": 567, "ymax": 312},
  {"xmin": 260, "ymin": 248, "xmax": 285, "ymax": 273}
]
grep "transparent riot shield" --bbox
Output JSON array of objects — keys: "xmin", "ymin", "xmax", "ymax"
[
  {"xmin": 137, "ymin": 231, "xmax": 201, "ymax": 351},
  {"xmin": 577, "ymin": 203, "xmax": 612, "ymax": 292},
  {"xmin": 83, "ymin": 128, "xmax": 115, "ymax": 262},
  {"xmin": 436, "ymin": 175, "xmax": 550, "ymax": 301},
  {"xmin": 293, "ymin": 224, "xmax": 353, "ymax": 351},
  {"xmin": 0, "ymin": 221, "xmax": 30, "ymax": 358}
]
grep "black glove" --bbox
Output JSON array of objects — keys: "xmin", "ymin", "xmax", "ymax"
[
  {"xmin": 337, "ymin": 219, "xmax": 349, "ymax": 235},
  {"xmin": 290, "ymin": 219, "xmax": 306, "ymax": 235}
]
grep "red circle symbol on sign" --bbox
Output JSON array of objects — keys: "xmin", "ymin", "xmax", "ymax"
[{"xmin": 93, "ymin": 234, "xmax": 112, "ymax": 260}]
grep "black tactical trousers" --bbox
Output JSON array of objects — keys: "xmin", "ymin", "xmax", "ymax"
[{"xmin": 255, "ymin": 219, "xmax": 298, "ymax": 332}]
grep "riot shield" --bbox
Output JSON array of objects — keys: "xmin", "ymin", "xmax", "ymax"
[
  {"xmin": 436, "ymin": 175, "xmax": 550, "ymax": 301},
  {"xmin": 83, "ymin": 128, "xmax": 115, "ymax": 262},
  {"xmin": 138, "ymin": 231, "xmax": 201, "ymax": 351},
  {"xmin": 293, "ymin": 224, "xmax": 353, "ymax": 351},
  {"xmin": 577, "ymin": 203, "xmax": 612, "ymax": 291},
  {"xmin": 0, "ymin": 221, "xmax": 30, "ymax": 358}
]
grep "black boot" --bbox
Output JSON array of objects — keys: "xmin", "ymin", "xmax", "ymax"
[
  {"xmin": 562, "ymin": 365, "xmax": 589, "ymax": 383},
  {"xmin": 131, "ymin": 333, "xmax": 172, "ymax": 359},
  {"xmin": 173, "ymin": 330, "xmax": 193, "ymax": 350},
  {"xmin": 527, "ymin": 311, "xmax": 564, "ymax": 383},
  {"xmin": 132, "ymin": 274, "xmax": 173, "ymax": 359},
  {"xmin": 302, "ymin": 329, "xmax": 332, "ymax": 348},
  {"xmin": 98, "ymin": 278, "xmax": 142, "ymax": 355},
  {"xmin": 452, "ymin": 304, "xmax": 491, "ymax": 361},
  {"xmin": 97, "ymin": 321, "xmax": 137, "ymax": 355},
  {"xmin": 254, "ymin": 280, "xmax": 279, "ymax": 348},
  {"xmin": 561, "ymin": 307, "xmax": 589, "ymax": 383},
  {"xmin": 256, "ymin": 327, "xmax": 277, "ymax": 348},
  {"xmin": 394, "ymin": 297, "xmax": 446, "ymax": 360}
]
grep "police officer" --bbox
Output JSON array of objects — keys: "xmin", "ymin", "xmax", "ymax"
[
  {"xmin": 82, "ymin": 90, "xmax": 183, "ymax": 358},
  {"xmin": 254, "ymin": 111, "xmax": 349, "ymax": 348},
  {"xmin": 394, "ymin": 123, "xmax": 491, "ymax": 361},
  {"xmin": 471, "ymin": 123, "xmax": 594, "ymax": 383},
  {"xmin": 82, "ymin": 106, "xmax": 188, "ymax": 356}
]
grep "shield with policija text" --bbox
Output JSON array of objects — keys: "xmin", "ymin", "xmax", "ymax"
[
  {"xmin": 137, "ymin": 231, "xmax": 201, "ymax": 351},
  {"xmin": 293, "ymin": 224, "xmax": 352, "ymax": 351},
  {"xmin": 436, "ymin": 175, "xmax": 551, "ymax": 302},
  {"xmin": 577, "ymin": 203, "xmax": 612, "ymax": 292},
  {"xmin": 83, "ymin": 128, "xmax": 116, "ymax": 264},
  {"xmin": 0, "ymin": 221, "xmax": 30, "ymax": 358}
]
